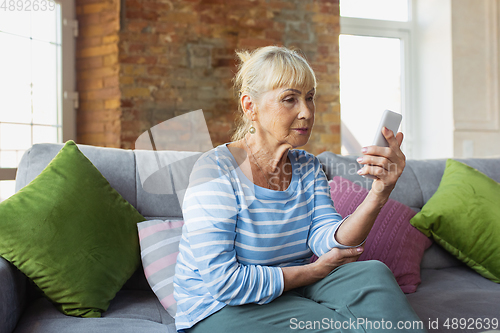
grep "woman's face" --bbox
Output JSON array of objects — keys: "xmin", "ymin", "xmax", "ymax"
[{"xmin": 253, "ymin": 86, "xmax": 315, "ymax": 148}]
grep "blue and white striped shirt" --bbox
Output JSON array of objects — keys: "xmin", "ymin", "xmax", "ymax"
[{"xmin": 173, "ymin": 143, "xmax": 350, "ymax": 331}]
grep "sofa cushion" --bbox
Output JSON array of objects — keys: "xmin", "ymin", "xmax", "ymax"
[
  {"xmin": 0, "ymin": 141, "xmax": 145, "ymax": 317},
  {"xmin": 328, "ymin": 176, "xmax": 432, "ymax": 293},
  {"xmin": 137, "ymin": 219, "xmax": 184, "ymax": 317},
  {"xmin": 12, "ymin": 290, "xmax": 176, "ymax": 333},
  {"xmin": 407, "ymin": 266, "xmax": 500, "ymax": 333},
  {"xmin": 419, "ymin": 243, "xmax": 464, "ymax": 270},
  {"xmin": 411, "ymin": 159, "xmax": 500, "ymax": 283}
]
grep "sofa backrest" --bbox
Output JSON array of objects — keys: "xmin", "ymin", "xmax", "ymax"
[
  {"xmin": 15, "ymin": 143, "xmax": 200, "ymax": 220},
  {"xmin": 18, "ymin": 143, "xmax": 500, "ymax": 220}
]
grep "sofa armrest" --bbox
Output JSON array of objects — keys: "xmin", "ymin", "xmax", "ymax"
[{"xmin": 0, "ymin": 257, "xmax": 26, "ymax": 333}]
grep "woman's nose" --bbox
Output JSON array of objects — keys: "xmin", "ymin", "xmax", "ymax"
[{"xmin": 298, "ymin": 101, "xmax": 314, "ymax": 119}]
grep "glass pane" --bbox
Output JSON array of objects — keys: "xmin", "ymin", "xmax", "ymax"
[
  {"xmin": 16, "ymin": 149, "xmax": 26, "ymax": 166},
  {"xmin": 340, "ymin": 0, "xmax": 409, "ymax": 22},
  {"xmin": 0, "ymin": 123, "xmax": 32, "ymax": 150},
  {"xmin": 33, "ymin": 125, "xmax": 58, "ymax": 144},
  {"xmin": 31, "ymin": 2, "xmax": 60, "ymax": 44},
  {"xmin": 0, "ymin": 150, "xmax": 18, "ymax": 168},
  {"xmin": 0, "ymin": 150, "xmax": 25, "ymax": 168},
  {"xmin": 0, "ymin": 1, "xmax": 62, "ymax": 171},
  {"xmin": 0, "ymin": 33, "xmax": 32, "ymax": 124},
  {"xmin": 0, "ymin": 180, "xmax": 16, "ymax": 202},
  {"xmin": 339, "ymin": 35, "xmax": 402, "ymax": 154},
  {"xmin": 32, "ymin": 40, "xmax": 59, "ymax": 125},
  {"xmin": 0, "ymin": 8, "xmax": 31, "ymax": 37}
]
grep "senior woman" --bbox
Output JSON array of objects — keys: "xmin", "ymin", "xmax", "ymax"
[{"xmin": 173, "ymin": 46, "xmax": 426, "ymax": 333}]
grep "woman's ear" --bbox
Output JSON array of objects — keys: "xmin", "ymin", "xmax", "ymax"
[{"xmin": 241, "ymin": 94, "xmax": 256, "ymax": 121}]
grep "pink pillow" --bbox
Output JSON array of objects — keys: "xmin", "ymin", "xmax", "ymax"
[{"xmin": 314, "ymin": 176, "xmax": 432, "ymax": 293}]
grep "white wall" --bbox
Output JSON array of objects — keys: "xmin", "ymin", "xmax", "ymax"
[
  {"xmin": 412, "ymin": 0, "xmax": 454, "ymax": 159},
  {"xmin": 413, "ymin": 0, "xmax": 500, "ymax": 159},
  {"xmin": 451, "ymin": 0, "xmax": 500, "ymax": 158}
]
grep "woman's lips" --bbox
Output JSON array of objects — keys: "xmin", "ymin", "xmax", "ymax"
[{"xmin": 292, "ymin": 128, "xmax": 309, "ymax": 135}]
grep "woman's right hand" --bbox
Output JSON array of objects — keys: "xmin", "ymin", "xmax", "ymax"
[
  {"xmin": 310, "ymin": 247, "xmax": 364, "ymax": 279},
  {"xmin": 282, "ymin": 247, "xmax": 363, "ymax": 291}
]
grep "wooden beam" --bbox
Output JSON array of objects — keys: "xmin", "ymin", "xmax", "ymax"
[{"xmin": 0, "ymin": 168, "xmax": 17, "ymax": 181}]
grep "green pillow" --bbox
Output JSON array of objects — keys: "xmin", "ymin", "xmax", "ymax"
[
  {"xmin": 410, "ymin": 159, "xmax": 500, "ymax": 283},
  {"xmin": 0, "ymin": 141, "xmax": 145, "ymax": 317}
]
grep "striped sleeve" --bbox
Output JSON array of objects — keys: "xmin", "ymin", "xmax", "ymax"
[
  {"xmin": 182, "ymin": 152, "xmax": 284, "ymax": 306},
  {"xmin": 307, "ymin": 156, "xmax": 356, "ymax": 256}
]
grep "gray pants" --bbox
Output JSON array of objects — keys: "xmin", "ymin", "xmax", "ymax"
[{"xmin": 187, "ymin": 260, "xmax": 427, "ymax": 333}]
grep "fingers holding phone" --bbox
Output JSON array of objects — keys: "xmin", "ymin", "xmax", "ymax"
[
  {"xmin": 357, "ymin": 129, "xmax": 405, "ymax": 176},
  {"xmin": 356, "ymin": 110, "xmax": 406, "ymax": 194}
]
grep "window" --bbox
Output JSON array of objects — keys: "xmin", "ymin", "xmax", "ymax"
[
  {"xmin": 339, "ymin": 0, "xmax": 413, "ymax": 157},
  {"xmin": 0, "ymin": 0, "xmax": 76, "ymax": 201},
  {"xmin": 340, "ymin": 0, "xmax": 409, "ymax": 22}
]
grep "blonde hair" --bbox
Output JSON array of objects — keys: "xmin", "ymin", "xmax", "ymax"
[{"xmin": 231, "ymin": 46, "xmax": 317, "ymax": 141}]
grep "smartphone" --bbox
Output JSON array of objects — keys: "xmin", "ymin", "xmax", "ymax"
[
  {"xmin": 372, "ymin": 110, "xmax": 402, "ymax": 147},
  {"xmin": 362, "ymin": 110, "xmax": 402, "ymax": 179}
]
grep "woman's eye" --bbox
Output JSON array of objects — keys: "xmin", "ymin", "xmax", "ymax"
[
  {"xmin": 307, "ymin": 95, "xmax": 315, "ymax": 102},
  {"xmin": 284, "ymin": 98, "xmax": 295, "ymax": 103}
]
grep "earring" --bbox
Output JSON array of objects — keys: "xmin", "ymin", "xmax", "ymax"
[{"xmin": 249, "ymin": 125, "xmax": 256, "ymax": 134}]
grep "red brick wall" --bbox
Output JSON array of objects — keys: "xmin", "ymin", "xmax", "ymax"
[
  {"xmin": 76, "ymin": 0, "xmax": 121, "ymax": 147},
  {"xmin": 76, "ymin": 0, "xmax": 341, "ymax": 155}
]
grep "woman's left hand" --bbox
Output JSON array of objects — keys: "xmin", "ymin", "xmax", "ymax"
[{"xmin": 356, "ymin": 127, "xmax": 406, "ymax": 199}]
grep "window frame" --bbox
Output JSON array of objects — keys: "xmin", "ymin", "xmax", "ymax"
[
  {"xmin": 0, "ymin": 0, "xmax": 76, "ymax": 183},
  {"xmin": 339, "ymin": 0, "xmax": 415, "ymax": 158},
  {"xmin": 61, "ymin": 0, "xmax": 77, "ymax": 143}
]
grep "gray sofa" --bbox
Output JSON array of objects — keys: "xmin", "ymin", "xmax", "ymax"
[{"xmin": 1, "ymin": 143, "xmax": 499, "ymax": 333}]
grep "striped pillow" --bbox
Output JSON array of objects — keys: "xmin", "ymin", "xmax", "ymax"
[{"xmin": 137, "ymin": 219, "xmax": 184, "ymax": 317}]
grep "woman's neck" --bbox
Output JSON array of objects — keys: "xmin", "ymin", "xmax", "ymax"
[{"xmin": 243, "ymin": 133, "xmax": 291, "ymax": 174}]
